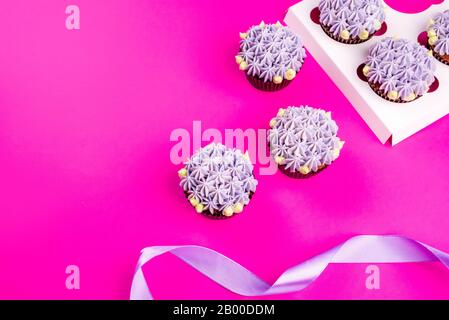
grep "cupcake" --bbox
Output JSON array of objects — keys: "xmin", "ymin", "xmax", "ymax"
[
  {"xmin": 178, "ymin": 143, "xmax": 257, "ymax": 219},
  {"xmin": 236, "ymin": 21, "xmax": 306, "ymax": 92},
  {"xmin": 362, "ymin": 37, "xmax": 436, "ymax": 103},
  {"xmin": 428, "ymin": 11, "xmax": 449, "ymax": 66},
  {"xmin": 268, "ymin": 106, "xmax": 344, "ymax": 179},
  {"xmin": 318, "ymin": 0, "xmax": 385, "ymax": 44}
]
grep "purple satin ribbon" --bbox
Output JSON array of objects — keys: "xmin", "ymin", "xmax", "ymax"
[{"xmin": 130, "ymin": 235, "xmax": 449, "ymax": 300}]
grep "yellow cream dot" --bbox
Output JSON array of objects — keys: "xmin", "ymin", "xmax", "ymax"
[
  {"xmin": 428, "ymin": 29, "xmax": 437, "ymax": 38},
  {"xmin": 359, "ymin": 29, "xmax": 370, "ymax": 40},
  {"xmin": 404, "ymin": 93, "xmax": 416, "ymax": 102},
  {"xmin": 428, "ymin": 50, "xmax": 433, "ymax": 57},
  {"xmin": 340, "ymin": 29, "xmax": 350, "ymax": 40},
  {"xmin": 274, "ymin": 156, "xmax": 285, "ymax": 165},
  {"xmin": 428, "ymin": 19, "xmax": 435, "ymax": 26},
  {"xmin": 178, "ymin": 168, "xmax": 187, "ymax": 178},
  {"xmin": 243, "ymin": 151, "xmax": 251, "ymax": 162},
  {"xmin": 362, "ymin": 65, "xmax": 370, "ymax": 77},
  {"xmin": 239, "ymin": 32, "xmax": 248, "ymax": 39},
  {"xmin": 387, "ymin": 91, "xmax": 399, "ymax": 101},
  {"xmin": 273, "ymin": 75, "xmax": 283, "ymax": 84},
  {"xmin": 275, "ymin": 21, "xmax": 282, "ymax": 28},
  {"xmin": 277, "ymin": 108, "xmax": 285, "ymax": 117},
  {"xmin": 235, "ymin": 55, "xmax": 243, "ymax": 64},
  {"xmin": 223, "ymin": 206, "xmax": 234, "ymax": 217},
  {"xmin": 189, "ymin": 197, "xmax": 199, "ymax": 207},
  {"xmin": 285, "ymin": 69, "xmax": 296, "ymax": 81},
  {"xmin": 260, "ymin": 21, "xmax": 266, "ymax": 28},
  {"xmin": 299, "ymin": 166, "xmax": 311, "ymax": 175},
  {"xmin": 429, "ymin": 35, "xmax": 438, "ymax": 46},
  {"xmin": 325, "ymin": 111, "xmax": 332, "ymax": 119},
  {"xmin": 239, "ymin": 61, "xmax": 248, "ymax": 71},
  {"xmin": 333, "ymin": 148, "xmax": 340, "ymax": 159},
  {"xmin": 269, "ymin": 118, "xmax": 277, "ymax": 128},
  {"xmin": 373, "ymin": 20, "xmax": 382, "ymax": 31},
  {"xmin": 338, "ymin": 140, "xmax": 345, "ymax": 149},
  {"xmin": 195, "ymin": 204, "xmax": 204, "ymax": 213},
  {"xmin": 233, "ymin": 203, "xmax": 244, "ymax": 214}
]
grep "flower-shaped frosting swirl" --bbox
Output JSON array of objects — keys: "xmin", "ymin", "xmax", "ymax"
[
  {"xmin": 237, "ymin": 22, "xmax": 306, "ymax": 83},
  {"xmin": 179, "ymin": 143, "xmax": 257, "ymax": 216},
  {"xmin": 428, "ymin": 10, "xmax": 449, "ymax": 56},
  {"xmin": 364, "ymin": 37, "xmax": 436, "ymax": 101},
  {"xmin": 268, "ymin": 106, "xmax": 343, "ymax": 174},
  {"xmin": 319, "ymin": 0, "xmax": 385, "ymax": 40}
]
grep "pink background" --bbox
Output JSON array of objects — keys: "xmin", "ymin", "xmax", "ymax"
[{"xmin": 0, "ymin": 0, "xmax": 449, "ymax": 299}]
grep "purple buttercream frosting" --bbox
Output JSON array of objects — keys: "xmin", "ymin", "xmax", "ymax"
[
  {"xmin": 238, "ymin": 23, "xmax": 306, "ymax": 82},
  {"xmin": 365, "ymin": 37, "xmax": 436, "ymax": 99},
  {"xmin": 180, "ymin": 143, "xmax": 257, "ymax": 215},
  {"xmin": 429, "ymin": 10, "xmax": 449, "ymax": 56},
  {"xmin": 268, "ymin": 106, "xmax": 343, "ymax": 174},
  {"xmin": 319, "ymin": 0, "xmax": 385, "ymax": 39}
]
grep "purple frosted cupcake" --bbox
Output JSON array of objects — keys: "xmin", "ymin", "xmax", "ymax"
[
  {"xmin": 362, "ymin": 37, "xmax": 436, "ymax": 103},
  {"xmin": 319, "ymin": 0, "xmax": 385, "ymax": 44},
  {"xmin": 268, "ymin": 106, "xmax": 344, "ymax": 179},
  {"xmin": 178, "ymin": 143, "xmax": 257, "ymax": 219},
  {"xmin": 427, "ymin": 10, "xmax": 449, "ymax": 66},
  {"xmin": 236, "ymin": 21, "xmax": 306, "ymax": 91}
]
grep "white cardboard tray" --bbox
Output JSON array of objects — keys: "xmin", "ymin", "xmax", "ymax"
[{"xmin": 285, "ymin": 0, "xmax": 449, "ymax": 145}]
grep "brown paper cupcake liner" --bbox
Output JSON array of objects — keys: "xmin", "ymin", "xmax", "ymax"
[
  {"xmin": 429, "ymin": 45, "xmax": 449, "ymax": 66},
  {"xmin": 278, "ymin": 164, "xmax": 327, "ymax": 179},
  {"xmin": 246, "ymin": 74, "xmax": 292, "ymax": 92},
  {"xmin": 184, "ymin": 191, "xmax": 254, "ymax": 219},
  {"xmin": 321, "ymin": 23, "xmax": 373, "ymax": 45},
  {"xmin": 368, "ymin": 81, "xmax": 422, "ymax": 104}
]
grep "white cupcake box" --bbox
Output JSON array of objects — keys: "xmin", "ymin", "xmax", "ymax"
[{"xmin": 285, "ymin": 0, "xmax": 449, "ymax": 145}]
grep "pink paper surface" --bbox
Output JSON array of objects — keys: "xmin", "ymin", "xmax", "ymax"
[{"xmin": 0, "ymin": 0, "xmax": 448, "ymax": 299}]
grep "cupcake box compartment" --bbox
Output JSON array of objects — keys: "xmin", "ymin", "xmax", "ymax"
[{"xmin": 285, "ymin": 0, "xmax": 449, "ymax": 145}]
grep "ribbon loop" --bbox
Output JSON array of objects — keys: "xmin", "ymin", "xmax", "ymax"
[{"xmin": 130, "ymin": 235, "xmax": 449, "ymax": 300}]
